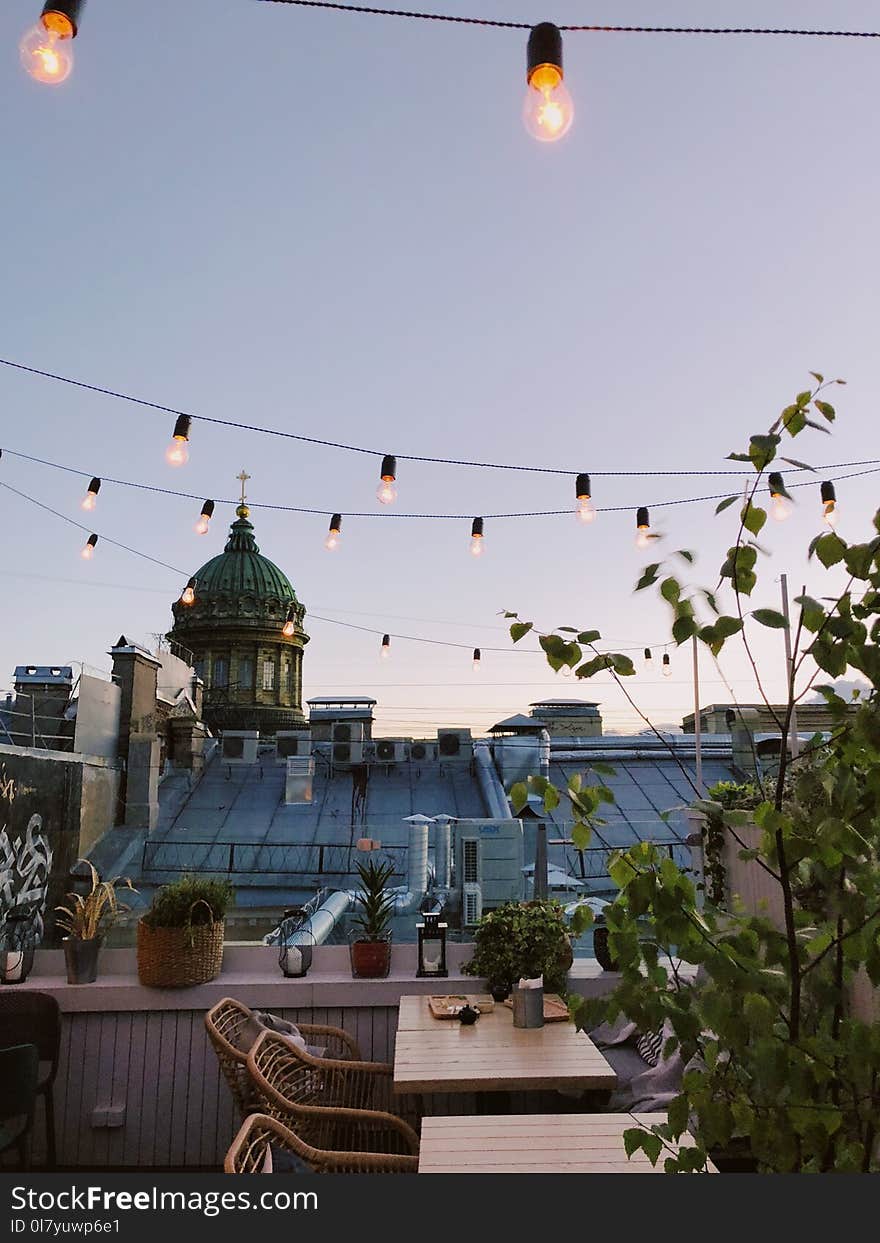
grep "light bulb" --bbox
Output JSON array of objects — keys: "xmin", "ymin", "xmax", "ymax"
[
  {"xmin": 376, "ymin": 479, "xmax": 397, "ymax": 505},
  {"xmin": 180, "ymin": 580, "xmax": 196, "ymax": 606},
  {"xmin": 523, "ymin": 68, "xmax": 574, "ymax": 143},
  {"xmin": 770, "ymin": 493, "xmax": 792, "ymax": 522},
  {"xmin": 282, "ymin": 619, "xmax": 295, "ymax": 637},
  {"xmin": 473, "ymin": 648, "xmax": 481, "ymax": 671},
  {"xmin": 195, "ymin": 500, "xmax": 214, "ymax": 534},
  {"xmin": 635, "ymin": 505, "xmax": 651, "ymax": 548},
  {"xmin": 823, "ymin": 501, "xmax": 837, "ymax": 529},
  {"xmin": 81, "ymin": 476, "xmax": 100, "ymax": 511},
  {"xmin": 662, "ymin": 654, "xmax": 671, "ymax": 678},
  {"xmin": 576, "ymin": 496, "xmax": 596, "ymax": 524},
  {"xmin": 20, "ymin": 22, "xmax": 74, "ymax": 85},
  {"xmin": 166, "ymin": 439, "xmax": 189, "ymax": 468},
  {"xmin": 325, "ymin": 513, "xmax": 342, "ymax": 550},
  {"xmin": 644, "ymin": 648, "xmax": 652, "ymax": 667},
  {"xmin": 470, "ymin": 535, "xmax": 484, "ymax": 557},
  {"xmin": 381, "ymin": 635, "xmax": 391, "ymax": 660},
  {"xmin": 81, "ymin": 534, "xmax": 97, "ymax": 560},
  {"xmin": 561, "ymin": 665, "xmax": 573, "ymax": 678}
]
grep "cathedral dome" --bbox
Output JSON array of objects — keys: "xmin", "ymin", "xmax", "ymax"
[{"xmin": 188, "ymin": 508, "xmax": 297, "ymax": 609}]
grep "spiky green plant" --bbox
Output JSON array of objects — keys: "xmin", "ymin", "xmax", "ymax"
[
  {"xmin": 351, "ymin": 858, "xmax": 395, "ymax": 940},
  {"xmin": 55, "ymin": 860, "xmax": 136, "ymax": 941}
]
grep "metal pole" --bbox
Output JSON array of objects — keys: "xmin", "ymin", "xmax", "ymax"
[
  {"xmin": 533, "ymin": 822, "xmax": 549, "ymax": 900},
  {"xmin": 692, "ymin": 634, "xmax": 703, "ymax": 795},
  {"xmin": 780, "ymin": 574, "xmax": 800, "ymax": 759}
]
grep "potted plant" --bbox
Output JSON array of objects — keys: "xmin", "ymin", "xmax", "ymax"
[
  {"xmin": 137, "ymin": 874, "xmax": 233, "ymax": 988},
  {"xmin": 55, "ymin": 861, "xmax": 135, "ymax": 984},
  {"xmin": 463, "ymin": 899, "xmax": 573, "ymax": 997},
  {"xmin": 349, "ymin": 858, "xmax": 395, "ymax": 978}
]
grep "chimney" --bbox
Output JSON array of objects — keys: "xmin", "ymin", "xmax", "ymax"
[{"xmin": 727, "ymin": 707, "xmax": 761, "ymax": 779}]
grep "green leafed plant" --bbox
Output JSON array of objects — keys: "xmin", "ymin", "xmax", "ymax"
[
  {"xmin": 509, "ymin": 375, "xmax": 880, "ymax": 1172},
  {"xmin": 55, "ymin": 860, "xmax": 136, "ymax": 941},
  {"xmin": 141, "ymin": 874, "xmax": 233, "ymax": 929},
  {"xmin": 463, "ymin": 899, "xmax": 573, "ymax": 995},
  {"xmin": 350, "ymin": 858, "xmax": 396, "ymax": 940}
]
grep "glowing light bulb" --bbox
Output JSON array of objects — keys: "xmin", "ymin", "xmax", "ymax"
[
  {"xmin": 81, "ymin": 533, "xmax": 97, "ymax": 560},
  {"xmin": 325, "ymin": 513, "xmax": 342, "ymax": 550},
  {"xmin": 166, "ymin": 415, "xmax": 191, "ymax": 467},
  {"xmin": 524, "ymin": 25, "xmax": 573, "ymax": 143},
  {"xmin": 180, "ymin": 579, "xmax": 196, "ymax": 607},
  {"xmin": 644, "ymin": 648, "xmax": 652, "ymax": 667},
  {"xmin": 636, "ymin": 506, "xmax": 651, "ymax": 548},
  {"xmin": 282, "ymin": 606, "xmax": 296, "ymax": 638},
  {"xmin": 575, "ymin": 473, "xmax": 595, "ymax": 523},
  {"xmin": 820, "ymin": 481, "xmax": 837, "ymax": 528},
  {"xmin": 20, "ymin": 18, "xmax": 74, "ymax": 85},
  {"xmin": 768, "ymin": 473, "xmax": 791, "ymax": 522},
  {"xmin": 470, "ymin": 517, "xmax": 484, "ymax": 557},
  {"xmin": 381, "ymin": 634, "xmax": 391, "ymax": 660},
  {"xmin": 195, "ymin": 500, "xmax": 214, "ymax": 535},
  {"xmin": 81, "ymin": 477, "xmax": 100, "ymax": 511},
  {"xmin": 472, "ymin": 648, "xmax": 481, "ymax": 671},
  {"xmin": 662, "ymin": 653, "xmax": 671, "ymax": 678},
  {"xmin": 377, "ymin": 455, "xmax": 397, "ymax": 505}
]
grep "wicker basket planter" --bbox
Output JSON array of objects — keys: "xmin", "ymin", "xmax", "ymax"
[{"xmin": 137, "ymin": 917, "xmax": 225, "ymax": 988}]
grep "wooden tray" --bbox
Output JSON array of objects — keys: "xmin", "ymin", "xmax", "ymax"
[
  {"xmin": 502, "ymin": 992, "xmax": 570, "ymax": 1022},
  {"xmin": 428, "ymin": 994, "xmax": 495, "ymax": 1019}
]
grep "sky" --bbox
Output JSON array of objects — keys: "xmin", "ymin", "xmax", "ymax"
[{"xmin": 1, "ymin": 0, "xmax": 879, "ymax": 737}]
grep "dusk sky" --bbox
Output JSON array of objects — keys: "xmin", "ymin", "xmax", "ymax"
[{"xmin": 2, "ymin": 0, "xmax": 879, "ymax": 736}]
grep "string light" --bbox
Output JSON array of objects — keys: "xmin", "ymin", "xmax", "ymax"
[
  {"xmin": 524, "ymin": 22, "xmax": 574, "ymax": 142},
  {"xmin": 575, "ymin": 473, "xmax": 596, "ymax": 524},
  {"xmin": 195, "ymin": 499, "xmax": 214, "ymax": 535},
  {"xmin": 662, "ymin": 652, "xmax": 671, "ymax": 678},
  {"xmin": 20, "ymin": 3, "xmax": 79, "ymax": 85},
  {"xmin": 179, "ymin": 577, "xmax": 196, "ymax": 606},
  {"xmin": 470, "ymin": 517, "xmax": 485, "ymax": 557},
  {"xmin": 80, "ymin": 533, "xmax": 97, "ymax": 560},
  {"xmin": 377, "ymin": 455, "xmax": 397, "ymax": 505},
  {"xmin": 165, "ymin": 415, "xmax": 191, "ymax": 468},
  {"xmin": 636, "ymin": 506, "xmax": 652, "ymax": 548},
  {"xmin": 820, "ymin": 480, "xmax": 837, "ymax": 528},
  {"xmin": 644, "ymin": 647, "xmax": 652, "ymax": 667},
  {"xmin": 282, "ymin": 607, "xmax": 297, "ymax": 638},
  {"xmin": 80, "ymin": 477, "xmax": 101, "ymax": 511},
  {"xmin": 381, "ymin": 633, "xmax": 391, "ymax": 660},
  {"xmin": 473, "ymin": 647, "xmax": 481, "ymax": 671},
  {"xmin": 325, "ymin": 513, "xmax": 342, "ymax": 550},
  {"xmin": 768, "ymin": 471, "xmax": 792, "ymax": 521}
]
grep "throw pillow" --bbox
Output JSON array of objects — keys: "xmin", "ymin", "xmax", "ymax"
[
  {"xmin": 635, "ymin": 1027, "xmax": 664, "ymax": 1067},
  {"xmin": 267, "ymin": 1145, "xmax": 316, "ymax": 1174}
]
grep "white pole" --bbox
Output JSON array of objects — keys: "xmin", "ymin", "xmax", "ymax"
[
  {"xmin": 780, "ymin": 574, "xmax": 800, "ymax": 759},
  {"xmin": 692, "ymin": 633, "xmax": 703, "ymax": 795}
]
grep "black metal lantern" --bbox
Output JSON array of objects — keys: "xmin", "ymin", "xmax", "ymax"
[
  {"xmin": 416, "ymin": 911, "xmax": 447, "ymax": 978},
  {"xmin": 0, "ymin": 905, "xmax": 38, "ymax": 985},
  {"xmin": 277, "ymin": 908, "xmax": 315, "ymax": 978}
]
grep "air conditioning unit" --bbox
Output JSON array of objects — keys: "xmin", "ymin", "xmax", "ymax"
[
  {"xmin": 462, "ymin": 883, "xmax": 483, "ymax": 927},
  {"xmin": 220, "ymin": 731, "xmax": 259, "ymax": 764},
  {"xmin": 437, "ymin": 728, "xmax": 472, "ymax": 763},
  {"xmin": 455, "ymin": 820, "xmax": 524, "ymax": 909},
  {"xmin": 374, "ymin": 738, "xmax": 409, "ymax": 764},
  {"xmin": 332, "ymin": 721, "xmax": 364, "ymax": 744},
  {"xmin": 275, "ymin": 731, "xmax": 311, "ymax": 762},
  {"xmin": 460, "ymin": 837, "xmax": 481, "ymax": 885},
  {"xmin": 409, "ymin": 740, "xmax": 435, "ymax": 762}
]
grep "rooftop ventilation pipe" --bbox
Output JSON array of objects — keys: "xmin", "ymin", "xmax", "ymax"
[{"xmin": 474, "ymin": 741, "xmax": 510, "ymax": 819}]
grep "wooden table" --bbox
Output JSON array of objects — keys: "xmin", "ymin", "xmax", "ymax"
[
  {"xmin": 418, "ymin": 1113, "xmax": 718, "ymax": 1173},
  {"xmin": 393, "ymin": 994, "xmax": 617, "ymax": 1095}
]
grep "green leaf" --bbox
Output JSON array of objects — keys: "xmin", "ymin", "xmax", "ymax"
[
  {"xmin": 676, "ymin": 549, "xmax": 695, "ymax": 564},
  {"xmin": 727, "ymin": 452, "xmax": 752, "ymax": 462},
  {"xmin": 672, "ymin": 614, "xmax": 697, "ymax": 644},
  {"xmin": 576, "ymin": 630, "xmax": 601, "ymax": 644},
  {"xmin": 814, "ymin": 400, "xmax": 835, "ymax": 422},
  {"xmin": 715, "ymin": 495, "xmax": 738, "ymax": 514},
  {"xmin": 749, "ymin": 434, "xmax": 781, "ymax": 470},
  {"xmin": 812, "ymin": 532, "xmax": 847, "ymax": 568},
  {"xmin": 510, "ymin": 622, "xmax": 533, "ymax": 644},
  {"xmin": 609, "ymin": 654, "xmax": 636, "ymax": 678},
  {"xmin": 809, "ymin": 371, "xmax": 824, "ymax": 384},
  {"xmin": 660, "ymin": 576, "xmax": 681, "ymax": 605},
  {"xmin": 741, "ymin": 503, "xmax": 767, "ymax": 536},
  {"xmin": 781, "ymin": 457, "xmax": 814, "ymax": 472},
  {"xmin": 781, "ymin": 404, "xmax": 806, "ymax": 436},
  {"xmin": 542, "ymin": 784, "xmax": 560, "ymax": 813},
  {"xmin": 509, "ymin": 782, "xmax": 528, "ymax": 813},
  {"xmin": 794, "ymin": 595, "xmax": 825, "ymax": 632},
  {"xmin": 635, "ymin": 564, "xmax": 661, "ymax": 592},
  {"xmin": 751, "ymin": 608, "xmax": 788, "ymax": 629}
]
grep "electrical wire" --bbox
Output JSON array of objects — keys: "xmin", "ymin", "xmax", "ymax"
[
  {"xmin": 255, "ymin": 2, "xmax": 880, "ymax": 41},
  {"xmin": 4, "ymin": 447, "xmax": 879, "ymax": 521},
  {"xmin": 5, "ymin": 358, "xmax": 874, "ymax": 481}
]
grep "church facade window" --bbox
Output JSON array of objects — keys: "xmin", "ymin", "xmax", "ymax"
[
  {"xmin": 213, "ymin": 657, "xmax": 228, "ymax": 689},
  {"xmin": 238, "ymin": 656, "xmax": 254, "ymax": 689},
  {"xmin": 262, "ymin": 659, "xmax": 275, "ymax": 691},
  {"xmin": 284, "ymin": 660, "xmax": 292, "ymax": 692}
]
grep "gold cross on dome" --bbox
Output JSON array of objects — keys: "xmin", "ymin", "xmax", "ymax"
[{"xmin": 237, "ymin": 470, "xmax": 251, "ymax": 506}]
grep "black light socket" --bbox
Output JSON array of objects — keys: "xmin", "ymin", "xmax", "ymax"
[
  {"xmin": 42, "ymin": 0, "xmax": 83, "ymax": 37},
  {"xmin": 381, "ymin": 633, "xmax": 390, "ymax": 647},
  {"xmin": 473, "ymin": 648, "xmax": 481, "ymax": 662},
  {"xmin": 575, "ymin": 472, "xmax": 591, "ymax": 499},
  {"xmin": 527, "ymin": 21, "xmax": 563, "ymax": 81},
  {"xmin": 380, "ymin": 454, "xmax": 396, "ymax": 481},
  {"xmin": 329, "ymin": 513, "xmax": 342, "ymax": 532},
  {"xmin": 172, "ymin": 414, "xmax": 191, "ymax": 441},
  {"xmin": 200, "ymin": 499, "xmax": 215, "ymax": 519},
  {"xmin": 820, "ymin": 481, "xmax": 836, "ymax": 504},
  {"xmin": 471, "ymin": 517, "xmax": 484, "ymax": 538},
  {"xmin": 644, "ymin": 648, "xmax": 652, "ymax": 661},
  {"xmin": 768, "ymin": 472, "xmax": 785, "ymax": 495},
  {"xmin": 86, "ymin": 533, "xmax": 97, "ymax": 549},
  {"xmin": 87, "ymin": 476, "xmax": 101, "ymax": 496},
  {"xmin": 636, "ymin": 506, "xmax": 649, "ymax": 529}
]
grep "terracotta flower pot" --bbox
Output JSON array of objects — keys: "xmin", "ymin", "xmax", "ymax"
[{"xmin": 349, "ymin": 935, "xmax": 392, "ymax": 979}]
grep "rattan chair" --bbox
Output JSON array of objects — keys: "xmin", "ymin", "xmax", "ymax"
[
  {"xmin": 0, "ymin": 991, "xmax": 61, "ymax": 1168},
  {"xmin": 205, "ymin": 997, "xmax": 362, "ymax": 1118},
  {"xmin": 246, "ymin": 1028, "xmax": 421, "ymax": 1155},
  {"xmin": 225, "ymin": 1112, "xmax": 418, "ymax": 1174}
]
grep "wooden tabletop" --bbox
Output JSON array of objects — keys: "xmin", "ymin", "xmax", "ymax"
[
  {"xmin": 418, "ymin": 1113, "xmax": 718, "ymax": 1173},
  {"xmin": 393, "ymin": 993, "xmax": 617, "ymax": 1094}
]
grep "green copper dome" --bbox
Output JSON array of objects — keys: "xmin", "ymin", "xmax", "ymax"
[{"xmin": 190, "ymin": 508, "xmax": 297, "ymax": 606}]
